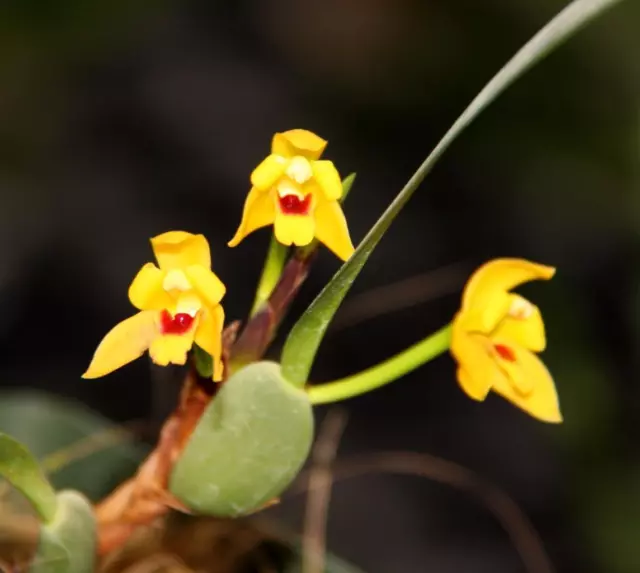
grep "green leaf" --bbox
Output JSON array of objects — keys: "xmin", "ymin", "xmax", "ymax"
[
  {"xmin": 169, "ymin": 361, "xmax": 314, "ymax": 517},
  {"xmin": 27, "ymin": 533, "xmax": 68, "ymax": 573},
  {"xmin": 0, "ymin": 390, "xmax": 146, "ymax": 501},
  {"xmin": 193, "ymin": 344, "xmax": 214, "ymax": 378},
  {"xmin": 0, "ymin": 433, "xmax": 58, "ymax": 523},
  {"xmin": 280, "ymin": 0, "xmax": 626, "ymax": 386},
  {"xmin": 340, "ymin": 172, "xmax": 356, "ymax": 199},
  {"xmin": 29, "ymin": 490, "xmax": 97, "ymax": 573}
]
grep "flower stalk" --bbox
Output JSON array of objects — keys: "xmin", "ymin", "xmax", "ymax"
[
  {"xmin": 306, "ymin": 323, "xmax": 452, "ymax": 405},
  {"xmin": 230, "ymin": 173, "xmax": 357, "ymax": 373},
  {"xmin": 230, "ymin": 253, "xmax": 316, "ymax": 372},
  {"xmin": 251, "ymin": 234, "xmax": 289, "ymax": 317}
]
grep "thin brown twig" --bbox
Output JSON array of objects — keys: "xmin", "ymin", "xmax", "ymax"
[
  {"xmin": 301, "ymin": 409, "xmax": 348, "ymax": 573},
  {"xmin": 290, "ymin": 451, "xmax": 553, "ymax": 573},
  {"xmin": 328, "ymin": 261, "xmax": 469, "ymax": 331}
]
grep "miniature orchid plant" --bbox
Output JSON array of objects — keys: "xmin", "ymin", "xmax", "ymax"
[{"xmin": 0, "ymin": 0, "xmax": 625, "ymax": 571}]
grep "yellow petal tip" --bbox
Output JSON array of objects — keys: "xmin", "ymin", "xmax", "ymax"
[
  {"xmin": 151, "ymin": 231, "xmax": 211, "ymax": 270},
  {"xmin": 337, "ymin": 245, "xmax": 355, "ymax": 262},
  {"xmin": 273, "ymin": 129, "xmax": 327, "ymax": 159},
  {"xmin": 80, "ymin": 356, "xmax": 120, "ymax": 381},
  {"xmin": 80, "ymin": 362, "xmax": 121, "ymax": 380},
  {"xmin": 541, "ymin": 409, "xmax": 563, "ymax": 424},
  {"xmin": 81, "ymin": 370, "xmax": 99, "ymax": 380},
  {"xmin": 81, "ymin": 362, "xmax": 115, "ymax": 379}
]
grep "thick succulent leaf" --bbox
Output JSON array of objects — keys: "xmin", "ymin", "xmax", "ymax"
[
  {"xmin": 0, "ymin": 392, "xmax": 359, "ymax": 571},
  {"xmin": 0, "ymin": 433, "xmax": 57, "ymax": 523},
  {"xmin": 280, "ymin": 0, "xmax": 626, "ymax": 386},
  {"xmin": 29, "ymin": 490, "xmax": 96, "ymax": 573},
  {"xmin": 169, "ymin": 361, "xmax": 314, "ymax": 516},
  {"xmin": 27, "ymin": 533, "xmax": 68, "ymax": 573}
]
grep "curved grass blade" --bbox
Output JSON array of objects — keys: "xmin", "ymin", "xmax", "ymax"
[
  {"xmin": 0, "ymin": 433, "xmax": 58, "ymax": 523},
  {"xmin": 280, "ymin": 0, "xmax": 626, "ymax": 386}
]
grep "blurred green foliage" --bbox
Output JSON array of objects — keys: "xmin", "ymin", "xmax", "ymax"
[{"xmin": 0, "ymin": 391, "xmax": 145, "ymax": 501}]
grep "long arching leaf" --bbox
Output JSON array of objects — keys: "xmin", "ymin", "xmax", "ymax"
[{"xmin": 280, "ymin": 0, "xmax": 626, "ymax": 386}]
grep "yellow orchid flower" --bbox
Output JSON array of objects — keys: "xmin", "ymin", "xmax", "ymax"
[
  {"xmin": 228, "ymin": 129, "xmax": 355, "ymax": 261},
  {"xmin": 83, "ymin": 231, "xmax": 226, "ymax": 382},
  {"xmin": 450, "ymin": 258, "xmax": 561, "ymax": 423}
]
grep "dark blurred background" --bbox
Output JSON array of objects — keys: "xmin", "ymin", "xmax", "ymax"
[{"xmin": 0, "ymin": 0, "xmax": 638, "ymax": 572}]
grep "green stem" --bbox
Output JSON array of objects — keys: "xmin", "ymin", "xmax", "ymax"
[
  {"xmin": 192, "ymin": 344, "xmax": 213, "ymax": 378},
  {"xmin": 306, "ymin": 323, "xmax": 452, "ymax": 405},
  {"xmin": 251, "ymin": 234, "xmax": 289, "ymax": 317}
]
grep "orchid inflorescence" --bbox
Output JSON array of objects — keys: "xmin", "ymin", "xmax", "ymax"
[{"xmin": 83, "ymin": 128, "xmax": 561, "ymax": 424}]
